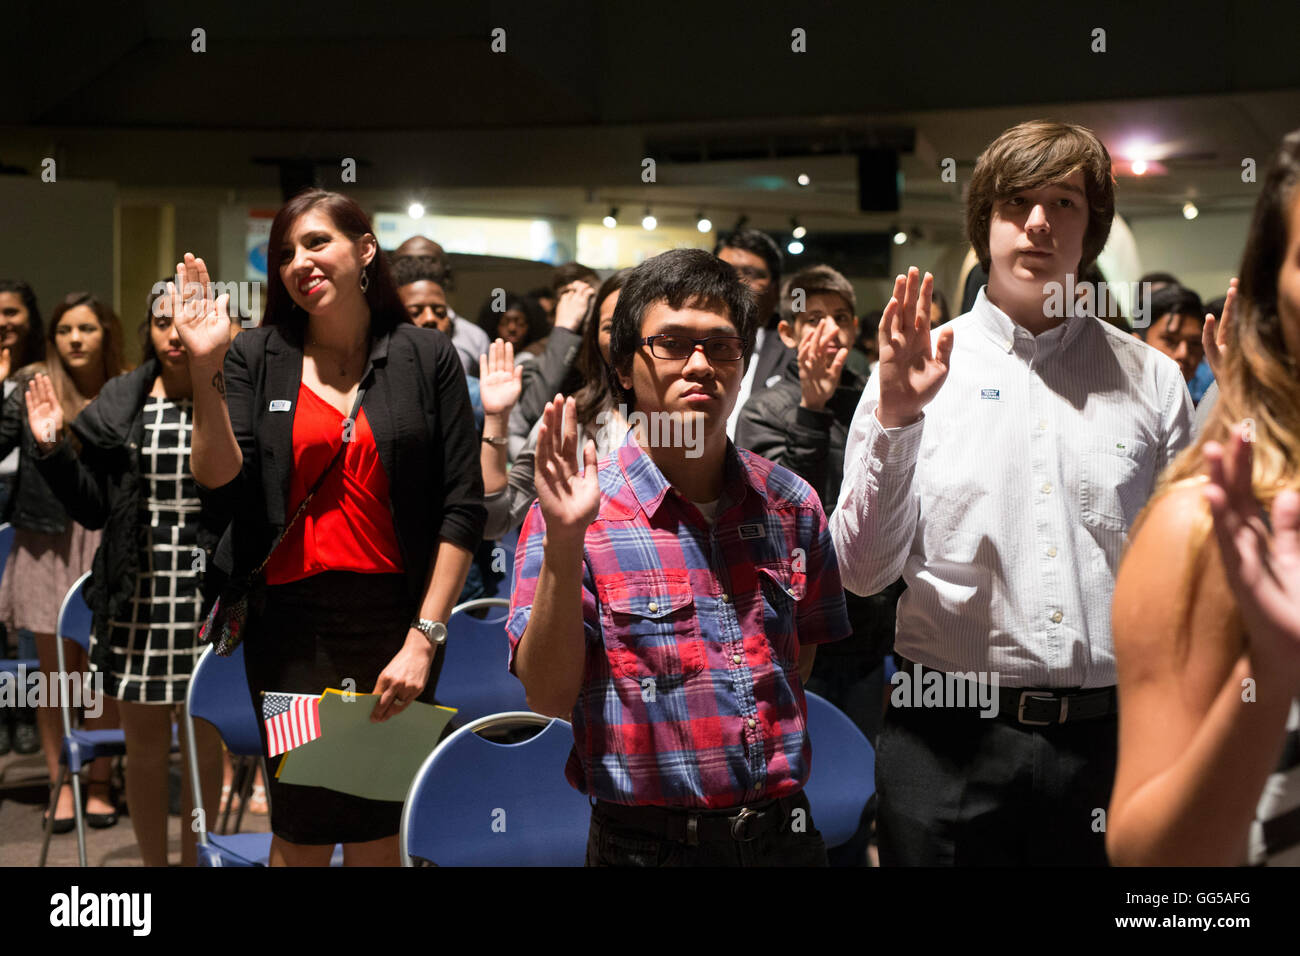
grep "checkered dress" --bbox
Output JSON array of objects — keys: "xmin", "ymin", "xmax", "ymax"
[{"xmin": 100, "ymin": 397, "xmax": 203, "ymax": 703}]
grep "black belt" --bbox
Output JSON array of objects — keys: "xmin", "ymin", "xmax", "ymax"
[
  {"xmin": 594, "ymin": 793, "xmax": 802, "ymax": 845},
  {"xmin": 897, "ymin": 657, "xmax": 1117, "ymax": 726}
]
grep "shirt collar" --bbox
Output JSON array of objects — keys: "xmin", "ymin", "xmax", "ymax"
[
  {"xmin": 972, "ymin": 285, "xmax": 1088, "ymax": 355},
  {"xmin": 612, "ymin": 429, "xmax": 768, "ymax": 520}
]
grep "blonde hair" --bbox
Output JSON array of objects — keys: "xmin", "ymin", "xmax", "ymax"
[{"xmin": 1131, "ymin": 130, "xmax": 1300, "ymax": 648}]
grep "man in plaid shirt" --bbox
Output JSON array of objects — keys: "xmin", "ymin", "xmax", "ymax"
[{"xmin": 507, "ymin": 248, "xmax": 851, "ymax": 866}]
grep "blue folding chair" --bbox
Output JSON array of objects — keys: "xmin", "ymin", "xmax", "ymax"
[
  {"xmin": 38, "ymin": 572, "xmax": 127, "ymax": 867},
  {"xmin": 0, "ymin": 522, "xmax": 38, "ymax": 678},
  {"xmin": 436, "ymin": 598, "xmax": 528, "ymax": 726},
  {"xmin": 803, "ymin": 690, "xmax": 876, "ymax": 850},
  {"xmin": 400, "ymin": 711, "xmax": 589, "ymax": 866},
  {"xmin": 184, "ymin": 643, "xmax": 343, "ymax": 866}
]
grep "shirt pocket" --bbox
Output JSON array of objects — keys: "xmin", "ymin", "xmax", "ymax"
[
  {"xmin": 1079, "ymin": 434, "xmax": 1153, "ymax": 533},
  {"xmin": 597, "ymin": 570, "xmax": 704, "ymax": 688},
  {"xmin": 757, "ymin": 562, "xmax": 807, "ymax": 670}
]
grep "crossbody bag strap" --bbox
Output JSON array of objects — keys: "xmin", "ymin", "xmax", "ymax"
[{"xmin": 251, "ymin": 384, "xmax": 367, "ymax": 578}]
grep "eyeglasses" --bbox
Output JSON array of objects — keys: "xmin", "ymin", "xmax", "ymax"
[{"xmin": 641, "ymin": 334, "xmax": 745, "ymax": 362}]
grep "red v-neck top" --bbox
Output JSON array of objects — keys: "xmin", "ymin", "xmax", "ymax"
[{"xmin": 264, "ymin": 381, "xmax": 404, "ymax": 585}]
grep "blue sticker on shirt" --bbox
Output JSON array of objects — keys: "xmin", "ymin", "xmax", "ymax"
[
  {"xmin": 269, "ymin": 399, "xmax": 292, "ymax": 412},
  {"xmin": 980, "ymin": 388, "xmax": 1000, "ymax": 401}
]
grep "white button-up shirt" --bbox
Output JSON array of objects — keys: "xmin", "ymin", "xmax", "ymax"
[{"xmin": 830, "ymin": 288, "xmax": 1193, "ymax": 688}]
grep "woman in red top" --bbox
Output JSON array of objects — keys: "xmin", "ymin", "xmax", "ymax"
[{"xmin": 175, "ymin": 190, "xmax": 485, "ymax": 866}]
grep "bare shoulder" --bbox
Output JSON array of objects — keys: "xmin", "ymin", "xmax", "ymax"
[{"xmin": 1114, "ymin": 480, "xmax": 1242, "ymax": 688}]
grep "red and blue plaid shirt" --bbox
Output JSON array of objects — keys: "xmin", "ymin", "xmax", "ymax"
[{"xmin": 507, "ymin": 433, "xmax": 851, "ymax": 809}]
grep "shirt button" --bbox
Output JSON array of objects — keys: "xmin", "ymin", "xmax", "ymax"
[
  {"xmin": 1041, "ymin": 482, "xmax": 1052, "ymax": 494},
  {"xmin": 1047, "ymin": 546, "xmax": 1057, "ymax": 558},
  {"xmin": 733, "ymin": 654, "xmax": 743, "ymax": 664},
  {"xmin": 1051, "ymin": 610, "xmax": 1063, "ymax": 623},
  {"xmin": 720, "ymin": 593, "xmax": 730, "ymax": 603},
  {"xmin": 786, "ymin": 587, "xmax": 796, "ymax": 597},
  {"xmin": 747, "ymin": 718, "xmax": 756, "ymax": 728},
  {"xmin": 647, "ymin": 602, "xmax": 658, "ymax": 612},
  {"xmin": 755, "ymin": 782, "xmax": 764, "ymax": 791}
]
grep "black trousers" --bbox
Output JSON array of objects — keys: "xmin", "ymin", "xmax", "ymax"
[
  {"xmin": 586, "ymin": 791, "xmax": 829, "ymax": 867},
  {"xmin": 876, "ymin": 697, "xmax": 1118, "ymax": 866}
]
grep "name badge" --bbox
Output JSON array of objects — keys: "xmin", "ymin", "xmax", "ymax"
[
  {"xmin": 738, "ymin": 524, "xmax": 765, "ymax": 540},
  {"xmin": 269, "ymin": 400, "xmax": 292, "ymax": 412},
  {"xmin": 980, "ymin": 388, "xmax": 1000, "ymax": 401}
]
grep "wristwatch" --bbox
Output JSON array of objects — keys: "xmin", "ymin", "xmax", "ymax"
[{"xmin": 411, "ymin": 618, "xmax": 448, "ymax": 647}]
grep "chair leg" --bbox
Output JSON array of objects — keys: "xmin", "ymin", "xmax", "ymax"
[
  {"xmin": 38, "ymin": 765, "xmax": 67, "ymax": 867},
  {"xmin": 70, "ymin": 765, "xmax": 87, "ymax": 868},
  {"xmin": 233, "ymin": 757, "xmax": 254, "ymax": 833}
]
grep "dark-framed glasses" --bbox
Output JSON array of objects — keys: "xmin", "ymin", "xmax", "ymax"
[{"xmin": 641, "ymin": 334, "xmax": 745, "ymax": 362}]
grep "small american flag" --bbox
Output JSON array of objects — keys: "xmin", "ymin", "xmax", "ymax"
[{"xmin": 262, "ymin": 692, "xmax": 322, "ymax": 758}]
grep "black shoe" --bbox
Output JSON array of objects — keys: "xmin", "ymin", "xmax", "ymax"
[
  {"xmin": 85, "ymin": 783, "xmax": 119, "ymax": 829},
  {"xmin": 13, "ymin": 720, "xmax": 39, "ymax": 755},
  {"xmin": 42, "ymin": 811, "xmax": 75, "ymax": 834}
]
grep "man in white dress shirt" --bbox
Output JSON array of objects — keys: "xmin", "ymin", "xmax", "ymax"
[{"xmin": 831, "ymin": 121, "xmax": 1193, "ymax": 865}]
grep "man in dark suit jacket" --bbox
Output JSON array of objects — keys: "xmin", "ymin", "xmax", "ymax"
[{"xmin": 716, "ymin": 229, "xmax": 792, "ymax": 438}]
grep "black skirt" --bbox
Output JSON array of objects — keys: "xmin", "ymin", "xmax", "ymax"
[{"xmin": 242, "ymin": 570, "xmax": 443, "ymax": 845}]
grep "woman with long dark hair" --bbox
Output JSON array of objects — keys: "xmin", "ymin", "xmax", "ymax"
[
  {"xmin": 175, "ymin": 188, "xmax": 484, "ymax": 866},
  {"xmin": 27, "ymin": 285, "xmax": 227, "ymax": 864},
  {"xmin": 480, "ymin": 269, "xmax": 630, "ymax": 539},
  {"xmin": 1108, "ymin": 130, "xmax": 1300, "ymax": 865},
  {"xmin": 0, "ymin": 292, "xmax": 126, "ymax": 831}
]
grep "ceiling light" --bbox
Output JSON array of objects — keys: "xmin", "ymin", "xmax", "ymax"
[
  {"xmin": 603, "ymin": 206, "xmax": 619, "ymax": 228},
  {"xmin": 797, "ymin": 173, "xmax": 811, "ymax": 187},
  {"xmin": 1182, "ymin": 201, "xmax": 1199, "ymax": 220},
  {"xmin": 787, "ymin": 240, "xmax": 804, "ymax": 255},
  {"xmin": 407, "ymin": 202, "xmax": 425, "ymax": 219}
]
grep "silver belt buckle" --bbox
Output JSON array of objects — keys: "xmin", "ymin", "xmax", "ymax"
[{"xmin": 1017, "ymin": 691, "xmax": 1062, "ymax": 726}]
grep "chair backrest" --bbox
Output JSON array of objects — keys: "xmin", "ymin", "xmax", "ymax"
[
  {"xmin": 56, "ymin": 571, "xmax": 94, "ymax": 655},
  {"xmin": 185, "ymin": 643, "xmax": 263, "ymax": 756},
  {"xmin": 400, "ymin": 711, "xmax": 590, "ymax": 866},
  {"xmin": 185, "ymin": 643, "xmax": 264, "ymax": 851},
  {"xmin": 0, "ymin": 522, "xmax": 15, "ymax": 587},
  {"xmin": 436, "ymin": 598, "xmax": 528, "ymax": 724},
  {"xmin": 802, "ymin": 690, "xmax": 876, "ymax": 848}
]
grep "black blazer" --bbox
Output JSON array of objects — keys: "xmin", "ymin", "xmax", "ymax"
[{"xmin": 211, "ymin": 321, "xmax": 486, "ymax": 607}]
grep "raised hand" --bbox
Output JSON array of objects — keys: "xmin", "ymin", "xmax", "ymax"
[
  {"xmin": 797, "ymin": 317, "xmax": 848, "ymax": 411},
  {"xmin": 0, "ymin": 346, "xmax": 11, "ymax": 383},
  {"xmin": 24, "ymin": 372, "xmax": 64, "ymax": 452},
  {"xmin": 533, "ymin": 394, "xmax": 600, "ymax": 545},
  {"xmin": 1203, "ymin": 426, "xmax": 1300, "ymax": 691},
  {"xmin": 1202, "ymin": 277, "xmax": 1237, "ymax": 379},
  {"xmin": 168, "ymin": 253, "xmax": 233, "ymax": 368},
  {"xmin": 876, "ymin": 268, "xmax": 955, "ymax": 428},
  {"xmin": 478, "ymin": 338, "xmax": 523, "ymax": 417},
  {"xmin": 553, "ymin": 283, "xmax": 596, "ymax": 332}
]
